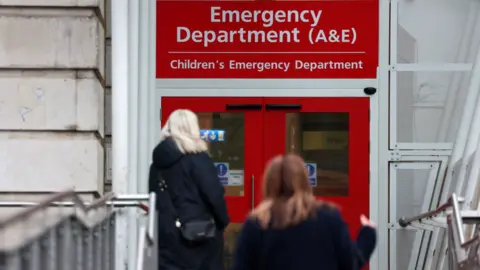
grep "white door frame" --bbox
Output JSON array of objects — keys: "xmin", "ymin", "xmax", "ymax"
[{"xmin": 154, "ymin": 83, "xmax": 381, "ymax": 269}]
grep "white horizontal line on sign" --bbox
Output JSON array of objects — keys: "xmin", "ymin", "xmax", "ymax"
[{"xmin": 168, "ymin": 51, "xmax": 366, "ymax": 55}]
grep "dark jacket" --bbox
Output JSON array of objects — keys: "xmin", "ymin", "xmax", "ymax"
[
  {"xmin": 149, "ymin": 138, "xmax": 230, "ymax": 270},
  {"xmin": 231, "ymin": 206, "xmax": 376, "ymax": 270}
]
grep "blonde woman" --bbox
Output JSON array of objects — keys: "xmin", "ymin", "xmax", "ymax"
[
  {"xmin": 231, "ymin": 154, "xmax": 376, "ymax": 270},
  {"xmin": 149, "ymin": 109, "xmax": 229, "ymax": 270}
]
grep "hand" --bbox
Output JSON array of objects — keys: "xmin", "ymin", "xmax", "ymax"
[{"xmin": 360, "ymin": 214, "xmax": 376, "ymax": 228}]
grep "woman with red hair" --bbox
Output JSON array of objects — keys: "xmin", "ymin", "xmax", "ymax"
[{"xmin": 231, "ymin": 154, "xmax": 377, "ymax": 270}]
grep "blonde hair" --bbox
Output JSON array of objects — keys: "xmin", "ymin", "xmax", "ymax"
[{"xmin": 160, "ymin": 109, "xmax": 208, "ymax": 154}]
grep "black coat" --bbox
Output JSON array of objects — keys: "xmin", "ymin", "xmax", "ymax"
[
  {"xmin": 149, "ymin": 138, "xmax": 230, "ymax": 270},
  {"xmin": 231, "ymin": 206, "xmax": 376, "ymax": 270}
]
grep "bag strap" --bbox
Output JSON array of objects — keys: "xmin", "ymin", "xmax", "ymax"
[
  {"xmin": 157, "ymin": 155, "xmax": 212, "ymax": 227},
  {"xmin": 156, "ymin": 171, "xmax": 182, "ymax": 227}
]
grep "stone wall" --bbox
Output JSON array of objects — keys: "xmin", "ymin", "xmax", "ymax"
[{"xmin": 0, "ymin": 0, "xmax": 107, "ymax": 197}]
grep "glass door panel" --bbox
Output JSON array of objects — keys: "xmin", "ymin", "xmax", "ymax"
[
  {"xmin": 286, "ymin": 112, "xmax": 350, "ymax": 197},
  {"xmin": 264, "ymin": 97, "xmax": 370, "ymax": 238},
  {"xmin": 161, "ymin": 97, "xmax": 263, "ymax": 269},
  {"xmin": 198, "ymin": 112, "xmax": 245, "ymax": 197}
]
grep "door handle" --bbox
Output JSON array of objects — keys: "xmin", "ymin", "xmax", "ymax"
[
  {"xmin": 265, "ymin": 104, "xmax": 302, "ymax": 110},
  {"xmin": 226, "ymin": 104, "xmax": 262, "ymax": 110},
  {"xmin": 251, "ymin": 175, "xmax": 255, "ymax": 210}
]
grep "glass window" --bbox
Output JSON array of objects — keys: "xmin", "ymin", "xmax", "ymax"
[
  {"xmin": 286, "ymin": 112, "xmax": 349, "ymax": 197},
  {"xmin": 197, "ymin": 112, "xmax": 245, "ymax": 197}
]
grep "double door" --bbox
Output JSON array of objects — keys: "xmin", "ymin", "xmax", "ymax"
[{"xmin": 161, "ymin": 97, "xmax": 370, "ymax": 267}]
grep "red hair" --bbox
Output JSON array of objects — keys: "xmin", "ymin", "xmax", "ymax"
[{"xmin": 251, "ymin": 154, "xmax": 334, "ymax": 229}]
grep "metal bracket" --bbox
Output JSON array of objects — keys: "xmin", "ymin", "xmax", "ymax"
[
  {"xmin": 409, "ymin": 222, "xmax": 437, "ymax": 232},
  {"xmin": 389, "ymin": 222, "xmax": 437, "ymax": 231},
  {"xmin": 388, "ymin": 150, "xmax": 453, "ymax": 161}
]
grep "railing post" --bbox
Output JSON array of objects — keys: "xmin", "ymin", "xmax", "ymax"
[
  {"xmin": 72, "ymin": 220, "xmax": 83, "ymax": 270},
  {"xmin": 57, "ymin": 218, "xmax": 73, "ymax": 270},
  {"xmin": 26, "ymin": 239, "xmax": 41, "ymax": 270},
  {"xmin": 101, "ymin": 217, "xmax": 109, "ymax": 270},
  {"xmin": 93, "ymin": 224, "xmax": 102, "ymax": 270},
  {"xmin": 1, "ymin": 251, "xmax": 21, "ymax": 270},
  {"xmin": 447, "ymin": 216, "xmax": 457, "ymax": 270},
  {"xmin": 41, "ymin": 228, "xmax": 57, "ymax": 270},
  {"xmin": 109, "ymin": 214, "xmax": 116, "ymax": 270}
]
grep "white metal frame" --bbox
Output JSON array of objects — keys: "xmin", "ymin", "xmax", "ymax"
[
  {"xmin": 156, "ymin": 79, "xmax": 377, "ymax": 90},
  {"xmin": 464, "ymin": 135, "xmax": 480, "ymax": 212},
  {"xmin": 390, "ymin": 154, "xmax": 450, "ymax": 270},
  {"xmin": 377, "ymin": 1, "xmax": 390, "ymax": 269},
  {"xmin": 156, "ymin": 87, "xmax": 374, "ymax": 97},
  {"xmin": 434, "ymin": 45, "xmax": 480, "ymax": 270},
  {"xmin": 388, "ymin": 150, "xmax": 452, "ymax": 161},
  {"xmin": 154, "ymin": 86, "xmax": 381, "ymax": 269},
  {"xmin": 388, "ymin": 162, "xmax": 440, "ymax": 270},
  {"xmin": 111, "ymin": 1, "xmax": 131, "ymax": 269},
  {"xmin": 392, "ymin": 64, "xmax": 473, "ymax": 72},
  {"xmin": 127, "ymin": 1, "xmax": 140, "ymax": 268},
  {"xmin": 454, "ymin": 90, "xmax": 480, "ymax": 198},
  {"xmin": 388, "ymin": 2, "xmax": 480, "ymax": 268},
  {"xmin": 148, "ymin": 0, "xmax": 158, "ymax": 156},
  {"xmin": 111, "ymin": 0, "xmax": 158, "ymax": 269},
  {"xmin": 436, "ymin": 2, "xmax": 480, "ymax": 143},
  {"xmin": 388, "ymin": 0, "xmax": 476, "ymax": 151},
  {"xmin": 389, "ymin": 64, "xmax": 456, "ymax": 150}
]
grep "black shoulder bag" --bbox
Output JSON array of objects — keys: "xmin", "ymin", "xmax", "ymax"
[{"xmin": 158, "ymin": 175, "xmax": 216, "ymax": 243}]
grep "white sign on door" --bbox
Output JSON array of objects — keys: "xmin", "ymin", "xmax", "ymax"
[{"xmin": 228, "ymin": 170, "xmax": 244, "ymax": 186}]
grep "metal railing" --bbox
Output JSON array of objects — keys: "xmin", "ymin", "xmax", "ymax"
[
  {"xmin": 398, "ymin": 193, "xmax": 480, "ymax": 269},
  {"xmin": 0, "ymin": 190, "xmax": 156, "ymax": 270},
  {"xmin": 135, "ymin": 193, "xmax": 156, "ymax": 270}
]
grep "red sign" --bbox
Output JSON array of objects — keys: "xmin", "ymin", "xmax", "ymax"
[{"xmin": 156, "ymin": 0, "xmax": 378, "ymax": 79}]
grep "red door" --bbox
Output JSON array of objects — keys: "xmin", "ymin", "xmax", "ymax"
[
  {"xmin": 162, "ymin": 97, "xmax": 263, "ymax": 267},
  {"xmin": 263, "ymin": 97, "xmax": 370, "ymax": 237},
  {"xmin": 162, "ymin": 96, "xmax": 370, "ymax": 266}
]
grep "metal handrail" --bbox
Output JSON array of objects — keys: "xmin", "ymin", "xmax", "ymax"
[
  {"xmin": 136, "ymin": 193, "xmax": 157, "ymax": 270},
  {"xmin": 0, "ymin": 190, "xmax": 157, "ymax": 270},
  {"xmin": 85, "ymin": 192, "xmax": 116, "ymax": 210},
  {"xmin": 398, "ymin": 194, "xmax": 464, "ymax": 227},
  {"xmin": 0, "ymin": 190, "xmax": 84, "ymax": 229},
  {"xmin": 0, "ymin": 194, "xmax": 151, "ymax": 207},
  {"xmin": 136, "ymin": 226, "xmax": 148, "ymax": 270},
  {"xmin": 0, "ymin": 190, "xmax": 157, "ymax": 243},
  {"xmin": 398, "ymin": 193, "xmax": 476, "ymax": 248},
  {"xmin": 0, "ymin": 200, "xmax": 144, "ymax": 208},
  {"xmin": 147, "ymin": 193, "xmax": 156, "ymax": 244}
]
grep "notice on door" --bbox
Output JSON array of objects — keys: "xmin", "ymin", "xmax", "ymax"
[
  {"xmin": 156, "ymin": 0, "xmax": 378, "ymax": 79},
  {"xmin": 200, "ymin": 129, "xmax": 225, "ymax": 142},
  {"xmin": 215, "ymin": 162, "xmax": 230, "ymax": 186},
  {"xmin": 305, "ymin": 163, "xmax": 317, "ymax": 187},
  {"xmin": 214, "ymin": 163, "xmax": 244, "ymax": 186},
  {"xmin": 229, "ymin": 170, "xmax": 244, "ymax": 186}
]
